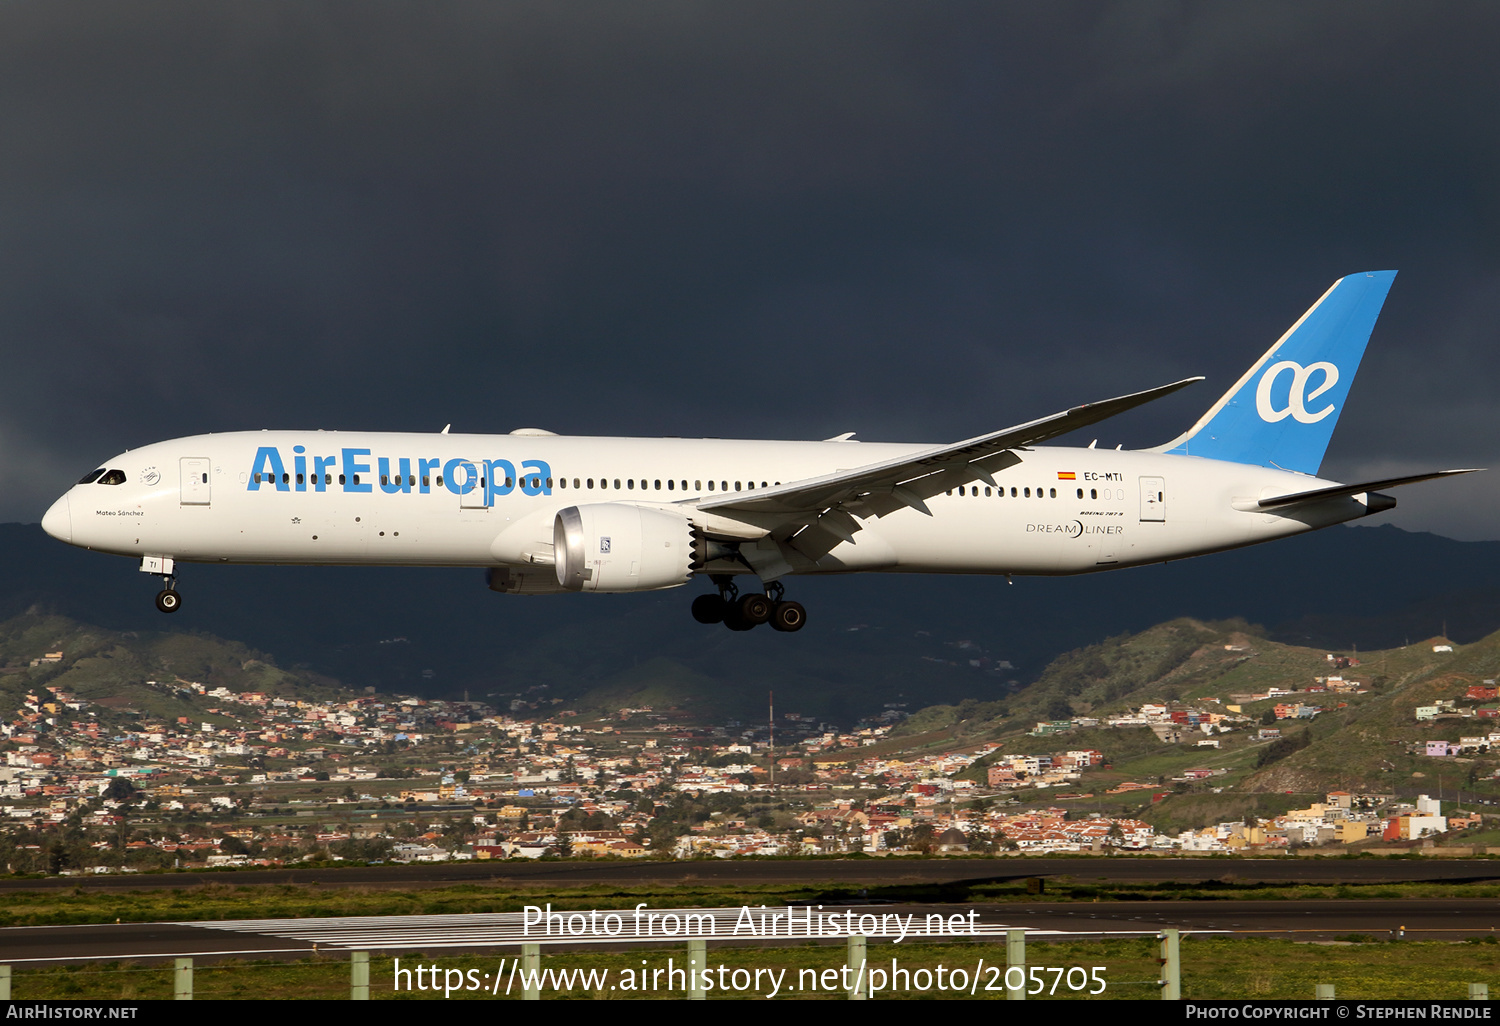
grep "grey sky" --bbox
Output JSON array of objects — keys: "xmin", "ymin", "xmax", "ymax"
[{"xmin": 3, "ymin": 2, "xmax": 1497, "ymax": 537}]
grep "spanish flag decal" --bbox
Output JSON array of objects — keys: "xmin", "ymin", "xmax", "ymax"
[{"xmin": 1057, "ymin": 471, "xmax": 1077, "ymax": 481}]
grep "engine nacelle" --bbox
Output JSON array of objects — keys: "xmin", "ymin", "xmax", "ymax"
[{"xmin": 554, "ymin": 504, "xmax": 694, "ymax": 592}]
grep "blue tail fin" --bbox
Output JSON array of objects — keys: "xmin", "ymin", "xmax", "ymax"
[{"xmin": 1153, "ymin": 270, "xmax": 1397, "ymax": 476}]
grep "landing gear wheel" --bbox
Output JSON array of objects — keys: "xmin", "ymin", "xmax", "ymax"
[
  {"xmin": 739, "ymin": 593, "xmax": 772, "ymax": 626},
  {"xmin": 722, "ymin": 604, "xmax": 756, "ymax": 631},
  {"xmin": 691, "ymin": 594, "xmax": 726, "ymax": 624},
  {"xmin": 155, "ymin": 589, "xmax": 182, "ymax": 614},
  {"xmin": 770, "ymin": 600, "xmax": 806, "ymax": 633}
]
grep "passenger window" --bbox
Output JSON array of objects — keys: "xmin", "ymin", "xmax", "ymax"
[
  {"xmin": 339, "ymin": 474, "xmax": 347, "ymax": 485},
  {"xmin": 1010, "ymin": 487, "xmax": 1017, "ymax": 497},
  {"xmin": 254, "ymin": 473, "xmax": 263, "ymax": 485},
  {"xmin": 546, "ymin": 478, "xmax": 553, "ymax": 489},
  {"xmin": 682, "ymin": 480, "xmax": 689, "ymax": 490},
  {"xmin": 435, "ymin": 476, "xmax": 443, "ymax": 488},
  {"xmin": 655, "ymin": 479, "xmax": 661, "ymax": 490},
  {"xmin": 735, "ymin": 481, "xmax": 742, "ymax": 491},
  {"xmin": 1023, "ymin": 487, "xmax": 1030, "ymax": 498},
  {"xmin": 614, "ymin": 479, "xmax": 621, "ymax": 489},
  {"xmin": 282, "ymin": 473, "xmax": 290, "ymax": 484},
  {"xmin": 380, "ymin": 475, "xmax": 388, "ymax": 486},
  {"xmin": 695, "ymin": 480, "xmax": 702, "ymax": 491},
  {"xmin": 984, "ymin": 487, "xmax": 991, "ymax": 496},
  {"xmin": 957, "ymin": 486, "xmax": 964, "ymax": 496},
  {"xmin": 1076, "ymin": 488, "xmax": 1083, "ymax": 499},
  {"xmin": 78, "ymin": 468, "xmax": 106, "ymax": 484},
  {"xmin": 1050, "ymin": 488, "xmax": 1056, "ymax": 498},
  {"xmin": 409, "ymin": 475, "xmax": 416, "ymax": 486}
]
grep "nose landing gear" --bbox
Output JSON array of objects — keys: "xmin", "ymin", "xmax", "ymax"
[
  {"xmin": 141, "ymin": 556, "xmax": 182, "ymax": 614},
  {"xmin": 691, "ymin": 577, "xmax": 805, "ymax": 633}
]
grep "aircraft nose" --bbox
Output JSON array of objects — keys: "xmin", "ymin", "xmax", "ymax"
[{"xmin": 41, "ymin": 494, "xmax": 71, "ymax": 543}]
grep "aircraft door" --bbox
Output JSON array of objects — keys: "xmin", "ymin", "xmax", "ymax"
[
  {"xmin": 1140, "ymin": 476, "xmax": 1165, "ymax": 522},
  {"xmin": 180, "ymin": 458, "xmax": 211, "ymax": 506},
  {"xmin": 452, "ymin": 460, "xmax": 489, "ymax": 510}
]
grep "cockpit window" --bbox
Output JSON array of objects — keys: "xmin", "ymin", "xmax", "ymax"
[
  {"xmin": 77, "ymin": 468, "xmax": 106, "ymax": 485},
  {"xmin": 98, "ymin": 469, "xmax": 127, "ymax": 486}
]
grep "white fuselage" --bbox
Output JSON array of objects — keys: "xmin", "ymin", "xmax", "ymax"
[{"xmin": 40, "ymin": 430, "xmax": 1376, "ymax": 584}]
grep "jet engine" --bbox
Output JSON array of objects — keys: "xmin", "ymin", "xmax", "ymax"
[{"xmin": 554, "ymin": 504, "xmax": 695, "ymax": 592}]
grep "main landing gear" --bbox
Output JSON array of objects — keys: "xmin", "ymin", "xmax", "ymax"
[
  {"xmin": 141, "ymin": 556, "xmax": 182, "ymax": 614},
  {"xmin": 691, "ymin": 577, "xmax": 805, "ymax": 633}
]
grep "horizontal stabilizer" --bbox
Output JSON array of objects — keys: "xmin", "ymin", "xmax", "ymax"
[{"xmin": 1251, "ymin": 468, "xmax": 1481, "ymax": 511}]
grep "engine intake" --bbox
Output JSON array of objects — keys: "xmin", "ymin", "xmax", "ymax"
[{"xmin": 554, "ymin": 504, "xmax": 694, "ymax": 592}]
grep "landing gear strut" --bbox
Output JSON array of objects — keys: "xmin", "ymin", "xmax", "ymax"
[{"xmin": 690, "ymin": 576, "xmax": 805, "ymax": 633}]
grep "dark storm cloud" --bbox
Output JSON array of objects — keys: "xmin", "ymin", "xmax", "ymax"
[{"xmin": 3, "ymin": 2, "xmax": 1498, "ymax": 535}]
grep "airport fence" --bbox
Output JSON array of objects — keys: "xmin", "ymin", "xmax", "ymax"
[{"xmin": 1, "ymin": 929, "xmax": 1496, "ymax": 1000}]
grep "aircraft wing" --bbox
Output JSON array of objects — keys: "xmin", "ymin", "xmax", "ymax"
[
  {"xmin": 696, "ymin": 377, "xmax": 1203, "ymax": 526},
  {"xmin": 1250, "ymin": 468, "xmax": 1482, "ymax": 511}
]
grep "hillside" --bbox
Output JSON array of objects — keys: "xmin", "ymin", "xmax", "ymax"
[
  {"xmin": 0, "ymin": 612, "xmax": 349, "ymax": 725},
  {"xmin": 899, "ymin": 616, "xmax": 1500, "ymax": 823}
]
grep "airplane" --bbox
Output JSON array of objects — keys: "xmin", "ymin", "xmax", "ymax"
[{"xmin": 40, "ymin": 270, "xmax": 1476, "ymax": 633}]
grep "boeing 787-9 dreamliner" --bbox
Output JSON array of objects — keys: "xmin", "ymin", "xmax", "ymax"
[{"xmin": 41, "ymin": 271, "xmax": 1475, "ymax": 632}]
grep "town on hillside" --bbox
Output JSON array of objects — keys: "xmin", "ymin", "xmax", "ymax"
[{"xmin": 3, "ymin": 629, "xmax": 1499, "ymax": 873}]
